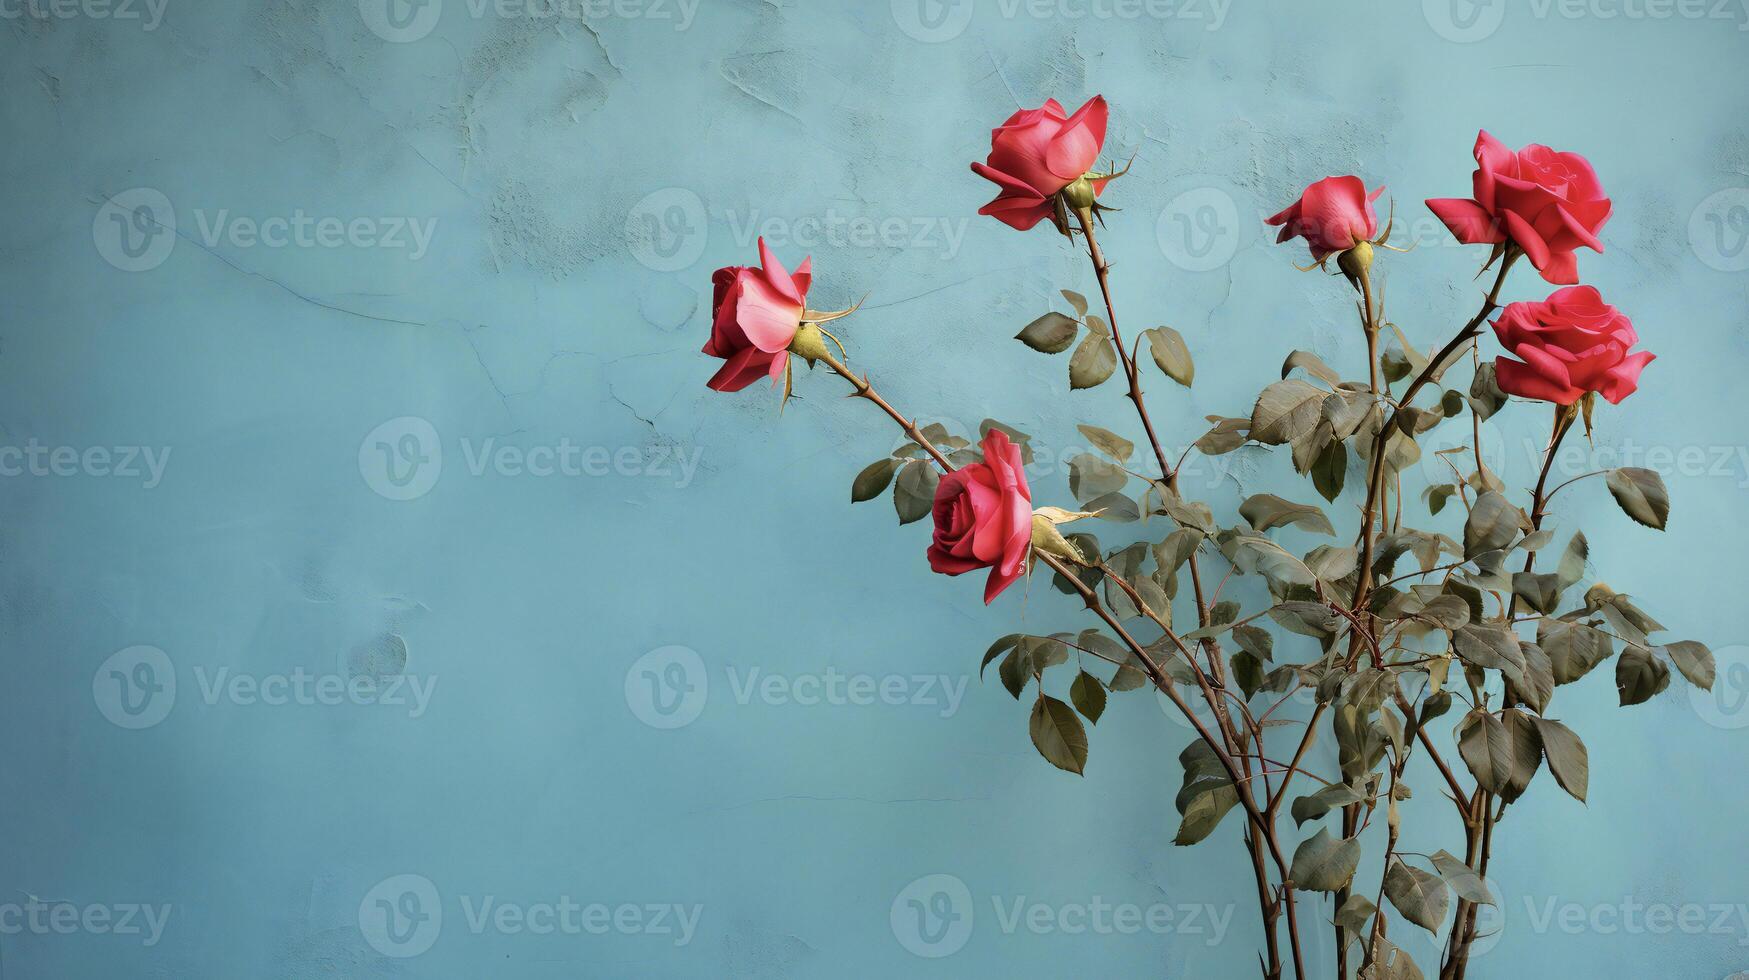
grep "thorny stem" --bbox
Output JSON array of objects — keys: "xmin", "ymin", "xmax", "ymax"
[
  {"xmin": 1071, "ymin": 206, "xmax": 1301, "ymax": 978},
  {"xmin": 813, "ymin": 344, "xmax": 1306, "ymax": 980},
  {"xmin": 1444, "ymin": 403, "xmax": 1577, "ymax": 979}
]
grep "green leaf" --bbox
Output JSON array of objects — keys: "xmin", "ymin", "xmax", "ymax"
[
  {"xmin": 1511, "ymin": 572, "xmax": 1563, "ymax": 615},
  {"xmin": 1250, "ymin": 379, "xmax": 1327, "ymax": 445},
  {"xmin": 1288, "ymin": 828, "xmax": 1361, "ymax": 892},
  {"xmin": 1556, "ymin": 531, "xmax": 1589, "ymax": 588},
  {"xmin": 1029, "ymin": 695, "xmax": 1088, "ymax": 774},
  {"xmin": 1457, "ymin": 710, "xmax": 1513, "ymax": 795},
  {"xmin": 1334, "ymin": 894, "xmax": 1376, "ymax": 936},
  {"xmin": 1312, "ymin": 438, "xmax": 1347, "ymax": 503},
  {"xmin": 1069, "ymin": 671, "xmax": 1107, "ymax": 725},
  {"xmin": 1291, "ymin": 781, "xmax": 1365, "ymax": 827},
  {"xmin": 1384, "ymin": 860, "xmax": 1449, "ymax": 934},
  {"xmin": 1540, "ymin": 619, "xmax": 1614, "ymax": 685},
  {"xmin": 980, "ymin": 634, "xmax": 1022, "ymax": 676},
  {"xmin": 1531, "ymin": 716, "xmax": 1588, "ymax": 803},
  {"xmin": 893, "ymin": 460, "xmax": 938, "ymax": 525},
  {"xmin": 1282, "ymin": 349, "xmax": 1341, "ymax": 386},
  {"xmin": 1662, "ymin": 640, "xmax": 1715, "ymax": 690},
  {"xmin": 1452, "ymin": 625, "xmax": 1525, "ymax": 686},
  {"xmin": 1174, "ymin": 740, "xmax": 1237, "ymax": 845},
  {"xmin": 998, "ymin": 646, "xmax": 1029, "ymax": 699},
  {"xmin": 851, "ymin": 458, "xmax": 899, "ymax": 503},
  {"xmin": 1144, "ymin": 326, "xmax": 1195, "ymax": 386},
  {"xmin": 1218, "ymin": 529, "xmax": 1316, "ymax": 589},
  {"xmin": 1605, "ymin": 467, "xmax": 1669, "ymax": 530},
  {"xmin": 1194, "ymin": 416, "xmax": 1250, "ymax": 455},
  {"xmin": 1270, "ymin": 601, "xmax": 1342, "ymax": 638},
  {"xmin": 1498, "ymin": 708, "xmax": 1543, "ymax": 803},
  {"xmin": 1239, "ymin": 494, "xmax": 1336, "ymax": 536},
  {"xmin": 1069, "ymin": 333, "xmax": 1117, "ymax": 389},
  {"xmin": 1430, "ymin": 850, "xmax": 1496, "ymax": 906},
  {"xmin": 1076, "ymin": 424, "xmax": 1134, "ymax": 463},
  {"xmin": 1081, "ymin": 490, "xmax": 1141, "ymax": 523},
  {"xmin": 1068, "ymin": 453, "xmax": 1128, "ymax": 502},
  {"xmin": 1616, "ymin": 646, "xmax": 1671, "ymax": 705},
  {"xmin": 1016, "ymin": 312, "xmax": 1079, "ymax": 353},
  {"xmin": 1464, "ymin": 491, "xmax": 1526, "ymax": 558}
]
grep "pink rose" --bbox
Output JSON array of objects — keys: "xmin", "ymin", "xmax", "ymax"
[
  {"xmin": 927, "ymin": 429, "xmax": 1034, "ymax": 603},
  {"xmin": 702, "ymin": 238, "xmax": 812, "ymax": 392},
  {"xmin": 1491, "ymin": 285, "xmax": 1653, "ymax": 405},
  {"xmin": 1265, "ymin": 176, "xmax": 1385, "ymax": 261},
  {"xmin": 1427, "ymin": 130, "xmax": 1612, "ymax": 285},
  {"xmin": 971, "ymin": 96, "xmax": 1110, "ymax": 231}
]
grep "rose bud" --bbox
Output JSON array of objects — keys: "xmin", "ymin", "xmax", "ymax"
[
  {"xmin": 1266, "ymin": 176, "xmax": 1384, "ymax": 260},
  {"xmin": 702, "ymin": 237, "xmax": 812, "ymax": 392},
  {"xmin": 971, "ymin": 96, "xmax": 1111, "ymax": 231},
  {"xmin": 1491, "ymin": 285, "xmax": 1653, "ymax": 405},
  {"xmin": 927, "ymin": 429, "xmax": 1034, "ymax": 603},
  {"xmin": 1427, "ymin": 130, "xmax": 1611, "ymax": 285}
]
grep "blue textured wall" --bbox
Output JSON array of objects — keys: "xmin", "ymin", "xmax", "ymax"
[{"xmin": 2, "ymin": 0, "xmax": 1747, "ymax": 976}]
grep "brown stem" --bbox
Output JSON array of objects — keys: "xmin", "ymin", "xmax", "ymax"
[
  {"xmin": 1444, "ymin": 404, "xmax": 1576, "ymax": 979},
  {"xmin": 816, "ymin": 343, "xmax": 1309, "ymax": 978},
  {"xmin": 1071, "ymin": 208, "xmax": 1302, "ymax": 979}
]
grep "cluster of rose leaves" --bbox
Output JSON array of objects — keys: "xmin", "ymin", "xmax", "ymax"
[{"xmin": 701, "ymin": 94, "xmax": 1707, "ymax": 975}]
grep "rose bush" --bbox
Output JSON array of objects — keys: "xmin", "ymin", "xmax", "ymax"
[{"xmin": 703, "ymin": 103, "xmax": 1694, "ymax": 980}]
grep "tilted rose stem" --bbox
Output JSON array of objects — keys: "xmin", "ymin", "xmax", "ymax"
[
  {"xmin": 1069, "ymin": 208, "xmax": 1301, "ymax": 980},
  {"xmin": 811, "ymin": 346, "xmax": 1308, "ymax": 980},
  {"xmin": 1316, "ymin": 251, "xmax": 1521, "ymax": 976},
  {"xmin": 1442, "ymin": 405, "xmax": 1576, "ymax": 980}
]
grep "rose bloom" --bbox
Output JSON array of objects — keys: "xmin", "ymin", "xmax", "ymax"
[
  {"xmin": 1427, "ymin": 130, "xmax": 1612, "ymax": 285},
  {"xmin": 702, "ymin": 238, "xmax": 812, "ymax": 392},
  {"xmin": 1491, "ymin": 285, "xmax": 1653, "ymax": 405},
  {"xmin": 927, "ymin": 429, "xmax": 1034, "ymax": 603},
  {"xmin": 1265, "ymin": 175, "xmax": 1384, "ymax": 261},
  {"xmin": 971, "ymin": 96, "xmax": 1109, "ymax": 230}
]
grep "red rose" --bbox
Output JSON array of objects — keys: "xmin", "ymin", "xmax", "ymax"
[
  {"xmin": 1265, "ymin": 175, "xmax": 1384, "ymax": 261},
  {"xmin": 971, "ymin": 96, "xmax": 1110, "ymax": 231},
  {"xmin": 1427, "ymin": 130, "xmax": 1612, "ymax": 285},
  {"xmin": 927, "ymin": 429, "xmax": 1034, "ymax": 603},
  {"xmin": 1491, "ymin": 285, "xmax": 1653, "ymax": 405},
  {"xmin": 702, "ymin": 238, "xmax": 812, "ymax": 392}
]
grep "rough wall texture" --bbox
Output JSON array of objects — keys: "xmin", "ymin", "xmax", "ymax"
[{"xmin": 2, "ymin": 0, "xmax": 1747, "ymax": 976}]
